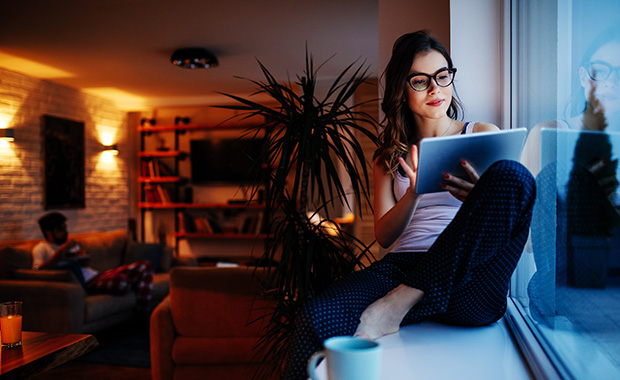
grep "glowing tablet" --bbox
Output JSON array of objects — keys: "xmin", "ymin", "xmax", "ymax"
[{"xmin": 416, "ymin": 128, "xmax": 527, "ymax": 194}]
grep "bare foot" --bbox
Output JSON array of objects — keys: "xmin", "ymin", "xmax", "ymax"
[{"xmin": 354, "ymin": 285, "xmax": 424, "ymax": 340}]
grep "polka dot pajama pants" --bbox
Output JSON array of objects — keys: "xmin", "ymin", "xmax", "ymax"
[{"xmin": 283, "ymin": 160, "xmax": 536, "ymax": 379}]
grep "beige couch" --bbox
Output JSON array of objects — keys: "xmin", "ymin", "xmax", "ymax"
[{"xmin": 0, "ymin": 229, "xmax": 192, "ymax": 333}]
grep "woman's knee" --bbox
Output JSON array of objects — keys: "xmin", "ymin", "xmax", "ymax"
[{"xmin": 481, "ymin": 160, "xmax": 536, "ymax": 198}]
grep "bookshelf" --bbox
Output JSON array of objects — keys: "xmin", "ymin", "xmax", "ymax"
[{"xmin": 138, "ymin": 120, "xmax": 266, "ymax": 252}]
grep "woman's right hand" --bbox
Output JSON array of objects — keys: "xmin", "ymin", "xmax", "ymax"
[{"xmin": 398, "ymin": 144, "xmax": 419, "ymax": 193}]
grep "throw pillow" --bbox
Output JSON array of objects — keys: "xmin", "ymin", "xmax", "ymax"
[{"xmin": 124, "ymin": 241, "xmax": 164, "ymax": 272}]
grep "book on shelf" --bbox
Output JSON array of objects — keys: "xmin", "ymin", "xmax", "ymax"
[
  {"xmin": 239, "ymin": 212, "xmax": 264, "ymax": 234},
  {"xmin": 141, "ymin": 159, "xmax": 175, "ymax": 178},
  {"xmin": 155, "ymin": 185, "xmax": 170, "ymax": 202},
  {"xmin": 144, "ymin": 184, "xmax": 171, "ymax": 203},
  {"xmin": 195, "ymin": 216, "xmax": 214, "ymax": 234},
  {"xmin": 180, "ymin": 213, "xmax": 221, "ymax": 234},
  {"xmin": 177, "ymin": 212, "xmax": 186, "ymax": 233}
]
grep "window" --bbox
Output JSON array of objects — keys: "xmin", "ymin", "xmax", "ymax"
[{"xmin": 509, "ymin": 1, "xmax": 620, "ymax": 379}]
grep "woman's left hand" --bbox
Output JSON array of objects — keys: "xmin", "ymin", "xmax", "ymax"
[{"xmin": 442, "ymin": 160, "xmax": 480, "ymax": 202}]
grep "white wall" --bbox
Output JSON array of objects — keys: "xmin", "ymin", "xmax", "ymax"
[
  {"xmin": 450, "ymin": 0, "xmax": 506, "ymax": 127},
  {"xmin": 379, "ymin": 0, "xmax": 451, "ymax": 102}
]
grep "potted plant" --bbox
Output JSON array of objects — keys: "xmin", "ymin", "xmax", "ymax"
[{"xmin": 216, "ymin": 50, "xmax": 379, "ymax": 378}]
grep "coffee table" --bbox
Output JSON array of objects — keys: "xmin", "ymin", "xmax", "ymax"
[{"xmin": 0, "ymin": 331, "xmax": 98, "ymax": 379}]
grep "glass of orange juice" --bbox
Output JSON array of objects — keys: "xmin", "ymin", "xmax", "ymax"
[{"xmin": 0, "ymin": 301, "xmax": 23, "ymax": 348}]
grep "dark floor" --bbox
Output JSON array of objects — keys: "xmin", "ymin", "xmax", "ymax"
[
  {"xmin": 30, "ymin": 318, "xmax": 152, "ymax": 380},
  {"xmin": 30, "ymin": 362, "xmax": 151, "ymax": 380}
]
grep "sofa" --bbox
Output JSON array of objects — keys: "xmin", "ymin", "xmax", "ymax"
[
  {"xmin": 150, "ymin": 266, "xmax": 277, "ymax": 380},
  {"xmin": 0, "ymin": 229, "xmax": 193, "ymax": 333}
]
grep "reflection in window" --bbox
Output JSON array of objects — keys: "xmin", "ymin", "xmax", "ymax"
[{"xmin": 513, "ymin": 1, "xmax": 620, "ymax": 378}]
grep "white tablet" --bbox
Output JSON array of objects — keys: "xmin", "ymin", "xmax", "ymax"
[{"xmin": 415, "ymin": 128, "xmax": 528, "ymax": 194}]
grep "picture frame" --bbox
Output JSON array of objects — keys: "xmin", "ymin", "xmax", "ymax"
[{"xmin": 43, "ymin": 115, "xmax": 85, "ymax": 209}]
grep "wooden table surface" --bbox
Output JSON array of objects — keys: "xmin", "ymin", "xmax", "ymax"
[{"xmin": 0, "ymin": 331, "xmax": 98, "ymax": 379}]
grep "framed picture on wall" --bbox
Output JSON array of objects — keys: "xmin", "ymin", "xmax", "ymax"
[{"xmin": 43, "ymin": 115, "xmax": 85, "ymax": 209}]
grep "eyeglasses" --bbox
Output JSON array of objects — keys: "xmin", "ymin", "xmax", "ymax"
[
  {"xmin": 586, "ymin": 61, "xmax": 620, "ymax": 82},
  {"xmin": 407, "ymin": 67, "xmax": 457, "ymax": 92}
]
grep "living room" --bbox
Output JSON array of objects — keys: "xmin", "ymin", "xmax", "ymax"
[
  {"xmin": 5, "ymin": 1, "xmax": 616, "ymax": 380},
  {"xmin": 0, "ymin": 0, "xmax": 457, "ymax": 377}
]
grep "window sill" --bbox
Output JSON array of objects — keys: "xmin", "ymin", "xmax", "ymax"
[{"xmin": 316, "ymin": 316, "xmax": 533, "ymax": 379}]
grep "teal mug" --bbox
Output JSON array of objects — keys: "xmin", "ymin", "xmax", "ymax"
[{"xmin": 307, "ymin": 336, "xmax": 382, "ymax": 380}]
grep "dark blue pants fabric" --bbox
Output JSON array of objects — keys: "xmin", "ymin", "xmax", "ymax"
[{"xmin": 283, "ymin": 160, "xmax": 536, "ymax": 379}]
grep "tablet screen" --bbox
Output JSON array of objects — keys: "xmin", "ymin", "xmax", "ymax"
[{"xmin": 415, "ymin": 128, "xmax": 527, "ymax": 194}]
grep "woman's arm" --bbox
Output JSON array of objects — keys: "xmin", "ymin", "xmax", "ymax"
[{"xmin": 373, "ymin": 148, "xmax": 420, "ymax": 248}]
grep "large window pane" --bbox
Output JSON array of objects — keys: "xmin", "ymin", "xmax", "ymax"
[{"xmin": 512, "ymin": 1, "xmax": 620, "ymax": 378}]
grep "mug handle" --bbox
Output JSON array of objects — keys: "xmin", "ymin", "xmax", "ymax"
[{"xmin": 307, "ymin": 349, "xmax": 326, "ymax": 380}]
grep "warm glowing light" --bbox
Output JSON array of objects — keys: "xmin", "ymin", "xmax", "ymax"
[
  {"xmin": 97, "ymin": 125, "xmax": 117, "ymax": 147},
  {"xmin": 84, "ymin": 87, "xmax": 147, "ymax": 111},
  {"xmin": 101, "ymin": 151, "xmax": 117, "ymax": 162},
  {"xmin": 307, "ymin": 212, "xmax": 340, "ymax": 236},
  {"xmin": 0, "ymin": 52, "xmax": 74, "ymax": 79},
  {"xmin": 0, "ymin": 114, "xmax": 11, "ymax": 129},
  {"xmin": 96, "ymin": 150, "xmax": 120, "ymax": 171},
  {"xmin": 0, "ymin": 139, "xmax": 10, "ymax": 149}
]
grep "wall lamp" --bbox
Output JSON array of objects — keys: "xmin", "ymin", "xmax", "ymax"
[
  {"xmin": 0, "ymin": 129, "xmax": 15, "ymax": 141},
  {"xmin": 103, "ymin": 144, "xmax": 119, "ymax": 155}
]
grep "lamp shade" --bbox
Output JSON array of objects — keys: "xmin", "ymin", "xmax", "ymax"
[{"xmin": 170, "ymin": 48, "xmax": 219, "ymax": 69}]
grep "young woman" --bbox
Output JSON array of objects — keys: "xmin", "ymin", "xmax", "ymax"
[{"xmin": 283, "ymin": 30, "xmax": 536, "ymax": 379}]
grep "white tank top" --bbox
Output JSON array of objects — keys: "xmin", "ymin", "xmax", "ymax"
[{"xmin": 389, "ymin": 122, "xmax": 474, "ymax": 253}]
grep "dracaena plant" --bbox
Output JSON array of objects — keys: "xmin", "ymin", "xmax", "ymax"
[{"xmin": 216, "ymin": 50, "xmax": 379, "ymax": 379}]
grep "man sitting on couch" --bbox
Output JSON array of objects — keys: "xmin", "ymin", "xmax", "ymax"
[{"xmin": 32, "ymin": 212, "xmax": 154, "ymax": 312}]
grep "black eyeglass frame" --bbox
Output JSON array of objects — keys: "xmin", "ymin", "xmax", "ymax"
[
  {"xmin": 406, "ymin": 67, "xmax": 457, "ymax": 92},
  {"xmin": 586, "ymin": 60, "xmax": 620, "ymax": 82}
]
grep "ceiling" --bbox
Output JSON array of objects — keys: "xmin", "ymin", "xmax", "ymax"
[{"xmin": 0, "ymin": 0, "xmax": 379, "ymax": 111}]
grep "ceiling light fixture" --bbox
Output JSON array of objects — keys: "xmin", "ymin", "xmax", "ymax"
[{"xmin": 170, "ymin": 48, "xmax": 219, "ymax": 69}]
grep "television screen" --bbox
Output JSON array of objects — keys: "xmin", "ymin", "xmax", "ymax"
[{"xmin": 190, "ymin": 138, "xmax": 265, "ymax": 184}]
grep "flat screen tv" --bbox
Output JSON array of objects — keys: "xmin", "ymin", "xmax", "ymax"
[{"xmin": 190, "ymin": 138, "xmax": 265, "ymax": 184}]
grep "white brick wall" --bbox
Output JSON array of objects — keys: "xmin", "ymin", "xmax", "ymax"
[{"xmin": 0, "ymin": 67, "xmax": 129, "ymax": 241}]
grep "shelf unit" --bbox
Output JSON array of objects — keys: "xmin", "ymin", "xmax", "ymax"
[{"xmin": 138, "ymin": 122, "xmax": 266, "ymax": 252}]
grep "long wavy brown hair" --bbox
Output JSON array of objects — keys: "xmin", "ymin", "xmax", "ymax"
[{"xmin": 374, "ymin": 30, "xmax": 464, "ymax": 175}]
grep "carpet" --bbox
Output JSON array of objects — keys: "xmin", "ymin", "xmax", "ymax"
[{"xmin": 77, "ymin": 319, "xmax": 151, "ymax": 368}]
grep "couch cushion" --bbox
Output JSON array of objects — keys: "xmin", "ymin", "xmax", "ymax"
[
  {"xmin": 73, "ymin": 230, "xmax": 127, "ymax": 272},
  {"xmin": 84, "ymin": 292, "xmax": 136, "ymax": 322},
  {"xmin": 13, "ymin": 268, "xmax": 76, "ymax": 283},
  {"xmin": 170, "ymin": 267, "xmax": 271, "ymax": 338},
  {"xmin": 0, "ymin": 245, "xmax": 33, "ymax": 279},
  {"xmin": 172, "ymin": 336, "xmax": 262, "ymax": 364}
]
